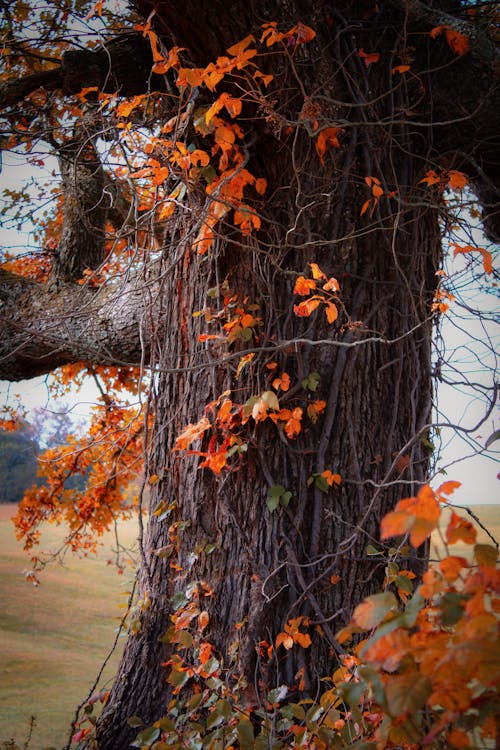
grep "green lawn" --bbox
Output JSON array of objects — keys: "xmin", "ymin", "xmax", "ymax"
[
  {"xmin": 0, "ymin": 505, "xmax": 138, "ymax": 749},
  {"xmin": 0, "ymin": 503, "xmax": 498, "ymax": 749}
]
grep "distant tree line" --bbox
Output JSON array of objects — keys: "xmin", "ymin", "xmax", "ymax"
[{"xmin": 0, "ymin": 409, "xmax": 86, "ymax": 503}]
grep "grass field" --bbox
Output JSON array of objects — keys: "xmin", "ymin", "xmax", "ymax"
[
  {"xmin": 0, "ymin": 505, "xmax": 138, "ymax": 749},
  {"xmin": 0, "ymin": 503, "xmax": 498, "ymax": 749}
]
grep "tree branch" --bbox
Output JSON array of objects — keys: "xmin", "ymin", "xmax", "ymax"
[
  {"xmin": 0, "ymin": 32, "xmax": 164, "ymax": 110},
  {"xmin": 0, "ymin": 269, "xmax": 152, "ymax": 380}
]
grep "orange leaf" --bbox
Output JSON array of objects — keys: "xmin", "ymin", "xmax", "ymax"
[
  {"xmin": 177, "ymin": 67, "xmax": 205, "ymax": 87},
  {"xmin": 307, "ymin": 400, "xmax": 326, "ymax": 423},
  {"xmin": 174, "ymin": 417, "xmax": 211, "ymax": 450},
  {"xmin": 439, "ymin": 555, "xmax": 468, "ymax": 582},
  {"xmin": 360, "ymin": 199, "xmax": 371, "ymax": 216},
  {"xmin": 199, "ymin": 451, "xmax": 228, "ymax": 474},
  {"xmin": 255, "ymin": 177, "xmax": 267, "ymax": 195},
  {"xmin": 272, "ymin": 372, "xmax": 291, "ymax": 392},
  {"xmin": 205, "ymin": 93, "xmax": 242, "ymax": 124},
  {"xmin": 226, "ymin": 34, "xmax": 255, "ymax": 57},
  {"xmin": 294, "ymin": 276, "xmax": 317, "ymax": 295},
  {"xmin": 325, "ymin": 301, "xmax": 338, "ymax": 323},
  {"xmin": 420, "ymin": 169, "xmax": 441, "ymax": 186},
  {"xmin": 452, "ymin": 243, "xmax": 493, "ymax": 275},
  {"xmin": 236, "ymin": 352, "xmax": 255, "ymax": 378},
  {"xmin": 392, "ymin": 65, "xmax": 410, "ymax": 75},
  {"xmin": 276, "ymin": 632, "xmax": 294, "ymax": 650},
  {"xmin": 430, "ymin": 26, "xmax": 469, "ymax": 56},
  {"xmin": 198, "ymin": 611, "xmax": 210, "ymax": 631},
  {"xmin": 358, "ymin": 49, "xmax": 380, "ymax": 67},
  {"xmin": 199, "ymin": 641, "xmax": 212, "ymax": 663},
  {"xmin": 352, "ymin": 591, "xmax": 398, "ymax": 629},
  {"xmin": 436, "ymin": 480, "xmax": 461, "ymax": 496},
  {"xmin": 294, "ymin": 22, "xmax": 316, "ymax": 45},
  {"xmin": 293, "ymin": 297, "xmax": 321, "ymax": 317},
  {"xmin": 315, "ymin": 127, "xmax": 341, "ymax": 165},
  {"xmin": 381, "ymin": 484, "xmax": 440, "ymax": 547},
  {"xmin": 446, "ymin": 511, "xmax": 477, "ymax": 545},
  {"xmin": 447, "ymin": 170, "xmax": 467, "ymax": 190},
  {"xmin": 362, "ymin": 628, "xmax": 411, "ymax": 672},
  {"xmin": 294, "ymin": 631, "xmax": 312, "ymax": 648},
  {"xmin": 284, "ymin": 408, "xmax": 302, "ymax": 438},
  {"xmin": 321, "ymin": 470, "xmax": 341, "ymax": 487}
]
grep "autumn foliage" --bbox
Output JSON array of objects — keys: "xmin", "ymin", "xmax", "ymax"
[
  {"xmin": 0, "ymin": 5, "xmax": 498, "ymax": 750},
  {"xmin": 67, "ymin": 483, "xmax": 499, "ymax": 749}
]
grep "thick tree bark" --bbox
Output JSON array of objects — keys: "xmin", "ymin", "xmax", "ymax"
[
  {"xmin": 0, "ymin": 2, "xmax": 498, "ymax": 749},
  {"xmin": 96, "ymin": 4, "xmax": 445, "ymax": 746}
]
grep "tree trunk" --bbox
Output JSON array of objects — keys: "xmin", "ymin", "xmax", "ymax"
[
  {"xmin": 1, "ymin": 1, "xmax": 497, "ymax": 748},
  {"xmin": 95, "ymin": 7, "xmax": 442, "ymax": 746}
]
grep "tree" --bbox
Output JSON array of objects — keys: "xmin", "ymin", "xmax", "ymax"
[
  {"xmin": 0, "ymin": 419, "xmax": 39, "ymax": 503},
  {"xmin": 0, "ymin": 1, "xmax": 498, "ymax": 747}
]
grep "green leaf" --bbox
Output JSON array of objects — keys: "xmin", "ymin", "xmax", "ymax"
[
  {"xmin": 281, "ymin": 491, "xmax": 292, "ymax": 507},
  {"xmin": 170, "ymin": 591, "xmax": 189, "ymax": 610},
  {"xmin": 237, "ymin": 718, "xmax": 255, "ymax": 748},
  {"xmin": 314, "ymin": 474, "xmax": 329, "ymax": 493},
  {"xmin": 206, "ymin": 699, "xmax": 232, "ymax": 729},
  {"xmin": 267, "ymin": 495, "xmax": 280, "ymax": 512},
  {"xmin": 366, "ymin": 545, "xmax": 381, "ymax": 556},
  {"xmin": 439, "ymin": 592, "xmax": 466, "ymax": 626},
  {"xmin": 201, "ymin": 165, "xmax": 216, "ymax": 184},
  {"xmin": 394, "ymin": 574, "xmax": 413, "ymax": 594},
  {"xmin": 127, "ymin": 715, "xmax": 143, "ymax": 728},
  {"xmin": 269, "ymin": 484, "xmax": 286, "ymax": 499},
  {"xmin": 302, "ymin": 371, "xmax": 320, "ymax": 392},
  {"xmin": 131, "ymin": 726, "xmax": 161, "ymax": 747}
]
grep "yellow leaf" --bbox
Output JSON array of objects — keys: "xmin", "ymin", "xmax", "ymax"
[
  {"xmin": 309, "ymin": 262, "xmax": 327, "ymax": 280},
  {"xmin": 236, "ymin": 353, "xmax": 255, "ymax": 378}
]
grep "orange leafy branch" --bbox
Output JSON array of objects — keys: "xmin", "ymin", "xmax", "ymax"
[
  {"xmin": 420, "ymin": 167, "xmax": 467, "ymax": 192},
  {"xmin": 293, "ymin": 263, "xmax": 341, "ymax": 324},
  {"xmin": 276, "ymin": 616, "xmax": 312, "ymax": 650}
]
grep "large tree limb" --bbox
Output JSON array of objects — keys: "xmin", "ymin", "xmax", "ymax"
[
  {"xmin": 0, "ymin": 269, "xmax": 152, "ymax": 380},
  {"xmin": 0, "ymin": 32, "xmax": 164, "ymax": 110}
]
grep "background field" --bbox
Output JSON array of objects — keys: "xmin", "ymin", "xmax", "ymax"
[
  {"xmin": 0, "ymin": 505, "xmax": 138, "ymax": 749},
  {"xmin": 0, "ymin": 503, "xmax": 498, "ymax": 749}
]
